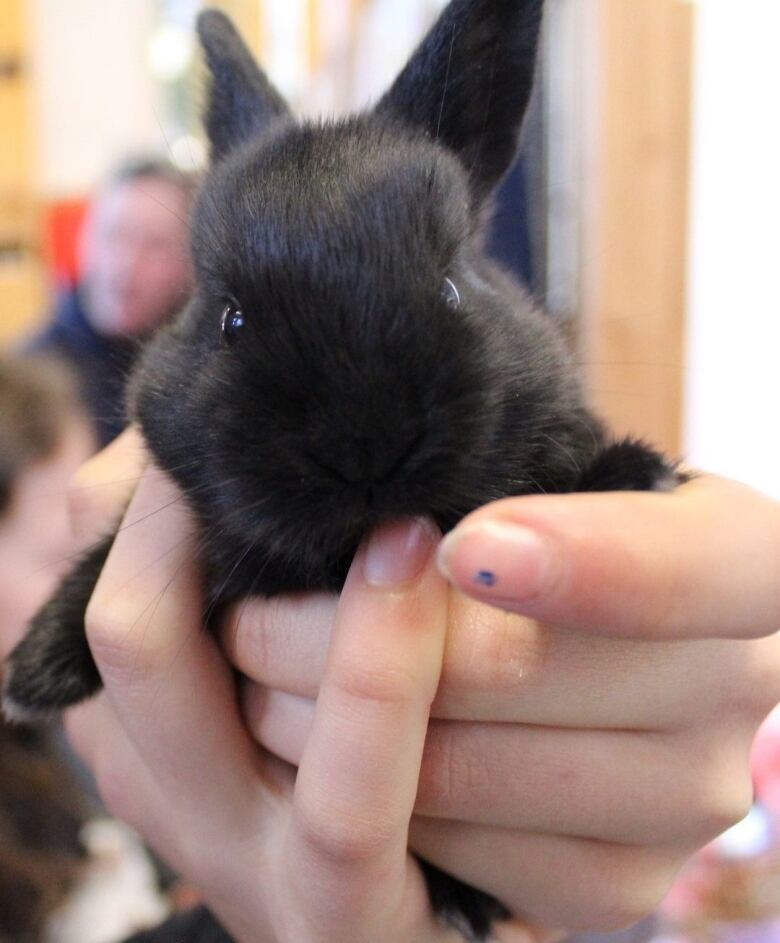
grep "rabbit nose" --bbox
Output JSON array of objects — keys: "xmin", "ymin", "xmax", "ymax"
[{"xmin": 312, "ymin": 431, "xmax": 421, "ymax": 486}]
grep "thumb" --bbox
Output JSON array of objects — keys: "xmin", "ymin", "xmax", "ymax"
[{"xmin": 437, "ymin": 475, "xmax": 780, "ymax": 640}]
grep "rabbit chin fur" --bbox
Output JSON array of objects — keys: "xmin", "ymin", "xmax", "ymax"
[{"xmin": 4, "ymin": 0, "xmax": 680, "ymax": 939}]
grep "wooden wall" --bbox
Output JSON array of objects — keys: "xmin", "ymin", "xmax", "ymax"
[
  {"xmin": 581, "ymin": 0, "xmax": 693, "ymax": 456},
  {"xmin": 0, "ymin": 0, "xmax": 45, "ymax": 346}
]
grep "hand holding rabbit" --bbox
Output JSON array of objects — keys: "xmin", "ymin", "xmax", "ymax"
[{"xmin": 63, "ymin": 430, "xmax": 780, "ymax": 942}]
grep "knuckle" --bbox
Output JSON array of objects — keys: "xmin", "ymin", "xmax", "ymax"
[
  {"xmin": 295, "ymin": 792, "xmax": 395, "ymax": 866},
  {"xmin": 706, "ymin": 642, "xmax": 766, "ymax": 719},
  {"xmin": 330, "ymin": 661, "xmax": 420, "ymax": 708},
  {"xmin": 662, "ymin": 735, "xmax": 754, "ymax": 846},
  {"xmin": 568, "ymin": 850, "xmax": 679, "ymax": 932},
  {"xmin": 84, "ymin": 597, "xmax": 124, "ymax": 661},
  {"xmin": 698, "ymin": 769, "xmax": 754, "ymax": 839},
  {"xmin": 84, "ymin": 595, "xmax": 154, "ymax": 677},
  {"xmin": 740, "ymin": 638, "xmax": 780, "ymax": 717}
]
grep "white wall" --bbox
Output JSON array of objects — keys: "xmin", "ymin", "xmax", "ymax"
[
  {"xmin": 23, "ymin": 0, "xmax": 446, "ymax": 194},
  {"xmin": 26, "ymin": 0, "xmax": 163, "ymax": 198},
  {"xmin": 684, "ymin": 1, "xmax": 780, "ymax": 497}
]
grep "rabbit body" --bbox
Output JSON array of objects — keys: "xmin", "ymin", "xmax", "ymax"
[{"xmin": 4, "ymin": 1, "xmax": 677, "ymax": 938}]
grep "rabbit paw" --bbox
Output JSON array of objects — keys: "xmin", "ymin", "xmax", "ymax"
[{"xmin": 576, "ymin": 438, "xmax": 686, "ymax": 494}]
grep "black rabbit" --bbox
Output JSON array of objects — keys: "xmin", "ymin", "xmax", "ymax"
[{"xmin": 3, "ymin": 1, "xmax": 678, "ymax": 939}]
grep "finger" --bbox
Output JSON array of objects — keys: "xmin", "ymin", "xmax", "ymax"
[
  {"xmin": 221, "ymin": 592, "xmax": 335, "ymax": 695},
  {"xmin": 415, "ymin": 721, "xmax": 754, "ymax": 847},
  {"xmin": 286, "ymin": 519, "xmax": 450, "ymax": 939},
  {"xmin": 68, "ymin": 425, "xmax": 148, "ymax": 542},
  {"xmin": 433, "ymin": 613, "xmax": 780, "ymax": 728},
  {"xmin": 84, "ymin": 464, "xmax": 268, "ymax": 840},
  {"xmin": 437, "ymin": 475, "xmax": 780, "ymax": 639},
  {"xmin": 230, "ymin": 589, "xmax": 780, "ymax": 730},
  {"xmin": 245, "ymin": 685, "xmax": 754, "ymax": 846},
  {"xmin": 409, "ymin": 818, "xmax": 690, "ymax": 933}
]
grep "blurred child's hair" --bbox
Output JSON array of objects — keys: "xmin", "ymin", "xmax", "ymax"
[{"xmin": 0, "ymin": 357, "xmax": 84, "ymax": 516}]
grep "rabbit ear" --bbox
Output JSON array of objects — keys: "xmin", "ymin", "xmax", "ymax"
[
  {"xmin": 197, "ymin": 9, "xmax": 290, "ymax": 162},
  {"xmin": 376, "ymin": 0, "xmax": 544, "ymax": 203}
]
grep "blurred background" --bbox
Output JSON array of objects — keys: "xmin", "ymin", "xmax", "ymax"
[
  {"xmin": 0, "ymin": 3, "xmax": 779, "ymax": 939},
  {"xmin": 1, "ymin": 0, "xmax": 778, "ymax": 495}
]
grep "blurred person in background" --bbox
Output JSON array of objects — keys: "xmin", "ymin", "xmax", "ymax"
[
  {"xmin": 24, "ymin": 158, "xmax": 196, "ymax": 448},
  {"xmin": 0, "ymin": 357, "xmax": 167, "ymax": 943}
]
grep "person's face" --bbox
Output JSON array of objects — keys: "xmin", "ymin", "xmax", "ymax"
[
  {"xmin": 0, "ymin": 422, "xmax": 95, "ymax": 659},
  {"xmin": 80, "ymin": 176, "xmax": 193, "ymax": 338}
]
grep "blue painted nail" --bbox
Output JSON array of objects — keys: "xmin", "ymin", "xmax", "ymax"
[{"xmin": 475, "ymin": 570, "xmax": 497, "ymax": 588}]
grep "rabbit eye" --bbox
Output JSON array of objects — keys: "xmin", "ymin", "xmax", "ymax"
[
  {"xmin": 441, "ymin": 277, "xmax": 461, "ymax": 310},
  {"xmin": 220, "ymin": 303, "xmax": 245, "ymax": 346}
]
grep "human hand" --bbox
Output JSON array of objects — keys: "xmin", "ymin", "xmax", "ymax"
[
  {"xmin": 223, "ymin": 475, "xmax": 780, "ymax": 931},
  {"xmin": 63, "ymin": 430, "xmax": 780, "ymax": 938},
  {"xmin": 63, "ymin": 428, "xmax": 539, "ymax": 943}
]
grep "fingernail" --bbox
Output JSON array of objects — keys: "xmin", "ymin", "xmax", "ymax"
[
  {"xmin": 437, "ymin": 521, "xmax": 553, "ymax": 603},
  {"xmin": 363, "ymin": 519, "xmax": 438, "ymax": 587}
]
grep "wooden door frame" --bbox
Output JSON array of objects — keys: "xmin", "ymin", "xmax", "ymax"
[{"xmin": 576, "ymin": 0, "xmax": 694, "ymax": 455}]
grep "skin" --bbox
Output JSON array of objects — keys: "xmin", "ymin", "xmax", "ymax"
[
  {"xmin": 78, "ymin": 176, "xmax": 192, "ymax": 339},
  {"xmin": 63, "ymin": 428, "xmax": 780, "ymax": 942},
  {"xmin": 0, "ymin": 419, "xmax": 95, "ymax": 659}
]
